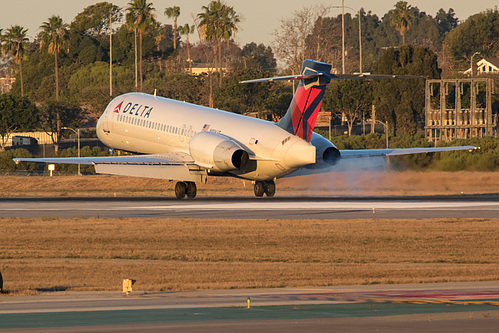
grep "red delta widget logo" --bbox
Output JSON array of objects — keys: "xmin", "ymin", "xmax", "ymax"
[{"xmin": 113, "ymin": 101, "xmax": 153, "ymax": 118}]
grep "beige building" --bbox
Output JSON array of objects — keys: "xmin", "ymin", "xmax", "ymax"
[{"xmin": 4, "ymin": 132, "xmax": 55, "ymax": 147}]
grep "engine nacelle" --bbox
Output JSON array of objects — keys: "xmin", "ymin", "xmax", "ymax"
[
  {"xmin": 189, "ymin": 131, "xmax": 249, "ymax": 172},
  {"xmin": 305, "ymin": 132, "xmax": 341, "ymax": 169}
]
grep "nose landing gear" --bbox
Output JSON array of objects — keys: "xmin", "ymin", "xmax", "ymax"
[{"xmin": 254, "ymin": 180, "xmax": 275, "ymax": 197}]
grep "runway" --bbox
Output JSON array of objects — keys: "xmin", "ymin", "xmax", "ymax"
[
  {"xmin": 1, "ymin": 282, "xmax": 499, "ymax": 332},
  {"xmin": 0, "ymin": 195, "xmax": 498, "ymax": 219},
  {"xmin": 2, "ymin": 196, "xmax": 499, "ymax": 331}
]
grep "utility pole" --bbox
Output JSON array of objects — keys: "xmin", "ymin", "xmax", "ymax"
[
  {"xmin": 332, "ymin": 5, "xmax": 362, "ymax": 74},
  {"xmin": 341, "ymin": 0, "xmax": 345, "ymax": 74},
  {"xmin": 358, "ymin": 9, "xmax": 362, "ymax": 73},
  {"xmin": 109, "ymin": 12, "xmax": 113, "ymax": 96},
  {"xmin": 134, "ymin": 28, "xmax": 138, "ymax": 89}
]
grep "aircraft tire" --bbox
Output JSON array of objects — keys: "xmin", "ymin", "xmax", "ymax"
[
  {"xmin": 175, "ymin": 181, "xmax": 187, "ymax": 199},
  {"xmin": 186, "ymin": 182, "xmax": 197, "ymax": 198},
  {"xmin": 254, "ymin": 181, "xmax": 265, "ymax": 197},
  {"xmin": 264, "ymin": 180, "xmax": 276, "ymax": 197}
]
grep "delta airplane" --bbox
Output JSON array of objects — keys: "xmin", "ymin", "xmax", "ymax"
[{"xmin": 15, "ymin": 60, "xmax": 476, "ymax": 199}]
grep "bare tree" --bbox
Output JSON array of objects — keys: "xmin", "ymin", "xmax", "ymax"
[{"xmin": 273, "ymin": 5, "xmax": 330, "ymax": 73}]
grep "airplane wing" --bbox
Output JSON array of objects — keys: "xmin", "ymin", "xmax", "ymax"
[
  {"xmin": 286, "ymin": 145, "xmax": 478, "ymax": 177},
  {"xmin": 14, "ymin": 152, "xmax": 208, "ymax": 183},
  {"xmin": 339, "ymin": 146, "xmax": 478, "ymax": 158},
  {"xmin": 14, "ymin": 152, "xmax": 193, "ymax": 165}
]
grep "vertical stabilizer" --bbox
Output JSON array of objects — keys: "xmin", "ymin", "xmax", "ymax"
[{"xmin": 277, "ymin": 60, "xmax": 331, "ymax": 143}]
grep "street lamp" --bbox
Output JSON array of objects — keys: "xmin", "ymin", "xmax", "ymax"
[
  {"xmin": 331, "ymin": 5, "xmax": 363, "ymax": 74},
  {"xmin": 470, "ymin": 52, "xmax": 481, "ymax": 79},
  {"xmin": 373, "ymin": 120, "xmax": 389, "ymax": 148},
  {"xmin": 62, "ymin": 127, "xmax": 81, "ymax": 176}
]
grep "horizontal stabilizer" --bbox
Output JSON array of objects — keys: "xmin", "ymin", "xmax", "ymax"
[
  {"xmin": 332, "ymin": 73, "xmax": 424, "ymax": 80},
  {"xmin": 239, "ymin": 73, "xmax": 325, "ymax": 84},
  {"xmin": 240, "ymin": 73, "xmax": 423, "ymax": 84}
]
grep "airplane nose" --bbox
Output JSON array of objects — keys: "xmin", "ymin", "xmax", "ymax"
[{"xmin": 284, "ymin": 139, "xmax": 316, "ymax": 168}]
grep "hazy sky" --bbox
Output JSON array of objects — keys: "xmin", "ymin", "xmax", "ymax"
[{"xmin": 1, "ymin": 0, "xmax": 497, "ymax": 45}]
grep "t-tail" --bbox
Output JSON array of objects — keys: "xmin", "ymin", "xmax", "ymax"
[
  {"xmin": 277, "ymin": 60, "xmax": 331, "ymax": 142},
  {"xmin": 240, "ymin": 60, "xmax": 332, "ymax": 143}
]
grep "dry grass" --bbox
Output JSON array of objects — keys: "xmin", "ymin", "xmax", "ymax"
[
  {"xmin": 1, "ymin": 217, "xmax": 498, "ymax": 294},
  {"xmin": 1, "ymin": 171, "xmax": 498, "ymax": 197}
]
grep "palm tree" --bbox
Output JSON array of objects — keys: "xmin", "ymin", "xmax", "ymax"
[
  {"xmin": 125, "ymin": 11, "xmax": 139, "ymax": 89},
  {"xmin": 390, "ymin": 1, "xmax": 415, "ymax": 45},
  {"xmin": 165, "ymin": 6, "xmax": 180, "ymax": 50},
  {"xmin": 3, "ymin": 26, "xmax": 29, "ymax": 97},
  {"xmin": 126, "ymin": 0, "xmax": 155, "ymax": 92},
  {"xmin": 197, "ymin": 0, "xmax": 239, "ymax": 87},
  {"xmin": 39, "ymin": 16, "xmax": 68, "ymax": 101},
  {"xmin": 178, "ymin": 23, "xmax": 195, "ymax": 72}
]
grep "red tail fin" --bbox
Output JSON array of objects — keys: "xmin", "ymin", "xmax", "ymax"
[{"xmin": 277, "ymin": 60, "xmax": 331, "ymax": 142}]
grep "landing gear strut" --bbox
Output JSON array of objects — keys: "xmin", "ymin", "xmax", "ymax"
[
  {"xmin": 254, "ymin": 180, "xmax": 276, "ymax": 197},
  {"xmin": 175, "ymin": 181, "xmax": 197, "ymax": 199}
]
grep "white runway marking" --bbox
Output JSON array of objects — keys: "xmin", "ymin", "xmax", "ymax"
[
  {"xmin": 1, "ymin": 200, "xmax": 498, "ymax": 211},
  {"xmin": 136, "ymin": 201, "xmax": 499, "ymax": 211}
]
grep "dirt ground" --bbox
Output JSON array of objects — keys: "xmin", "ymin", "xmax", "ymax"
[
  {"xmin": 1, "ymin": 171, "xmax": 497, "ymax": 294},
  {"xmin": 0, "ymin": 171, "xmax": 498, "ymax": 197},
  {"xmin": 1, "ymin": 217, "xmax": 498, "ymax": 294}
]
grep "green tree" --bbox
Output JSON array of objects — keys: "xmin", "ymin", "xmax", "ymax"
[
  {"xmin": 126, "ymin": 0, "xmax": 156, "ymax": 92},
  {"xmin": 323, "ymin": 80, "xmax": 373, "ymax": 136},
  {"xmin": 0, "ymin": 148, "xmax": 35, "ymax": 172},
  {"xmin": 213, "ymin": 69, "xmax": 292, "ymax": 118},
  {"xmin": 241, "ymin": 43, "xmax": 277, "ymax": 73},
  {"xmin": 0, "ymin": 94, "xmax": 39, "ymax": 150},
  {"xmin": 2, "ymin": 26, "xmax": 29, "ymax": 97},
  {"xmin": 40, "ymin": 100, "xmax": 84, "ymax": 149},
  {"xmin": 165, "ymin": 6, "xmax": 180, "ymax": 50},
  {"xmin": 197, "ymin": 0, "xmax": 240, "ymax": 87},
  {"xmin": 178, "ymin": 23, "xmax": 195, "ymax": 72},
  {"xmin": 67, "ymin": 61, "xmax": 125, "ymax": 119},
  {"xmin": 39, "ymin": 15, "xmax": 69, "ymax": 102},
  {"xmin": 435, "ymin": 8, "xmax": 458, "ymax": 36},
  {"xmin": 71, "ymin": 2, "xmax": 122, "ymax": 35},
  {"xmin": 68, "ymin": 2, "xmax": 122, "ymax": 66},
  {"xmin": 390, "ymin": 1, "xmax": 415, "ymax": 45},
  {"xmin": 373, "ymin": 45, "xmax": 440, "ymax": 136},
  {"xmin": 444, "ymin": 8, "xmax": 499, "ymax": 69}
]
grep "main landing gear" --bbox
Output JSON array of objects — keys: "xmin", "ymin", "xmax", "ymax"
[
  {"xmin": 254, "ymin": 180, "xmax": 276, "ymax": 197},
  {"xmin": 175, "ymin": 181, "xmax": 197, "ymax": 199}
]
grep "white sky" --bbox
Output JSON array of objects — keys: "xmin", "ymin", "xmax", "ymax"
[{"xmin": 1, "ymin": 0, "xmax": 497, "ymax": 45}]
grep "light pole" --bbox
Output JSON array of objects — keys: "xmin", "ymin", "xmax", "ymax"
[
  {"xmin": 470, "ymin": 51, "xmax": 481, "ymax": 79},
  {"xmin": 341, "ymin": 0, "xmax": 345, "ymax": 74},
  {"xmin": 109, "ymin": 12, "xmax": 113, "ymax": 97},
  {"xmin": 332, "ymin": 5, "xmax": 362, "ymax": 73},
  {"xmin": 62, "ymin": 127, "xmax": 81, "ymax": 176},
  {"xmin": 374, "ymin": 120, "xmax": 389, "ymax": 148}
]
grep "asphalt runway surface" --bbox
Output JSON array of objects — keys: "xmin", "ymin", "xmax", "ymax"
[
  {"xmin": 1, "ymin": 282, "xmax": 499, "ymax": 332},
  {"xmin": 0, "ymin": 194, "xmax": 498, "ymax": 219},
  {"xmin": 2, "ymin": 195, "xmax": 498, "ymax": 331}
]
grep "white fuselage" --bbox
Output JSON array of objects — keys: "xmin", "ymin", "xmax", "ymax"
[{"xmin": 96, "ymin": 93, "xmax": 316, "ymax": 181}]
